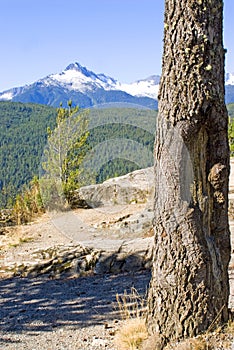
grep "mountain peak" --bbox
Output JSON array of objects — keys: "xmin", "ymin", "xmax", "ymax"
[
  {"xmin": 64, "ymin": 62, "xmax": 96, "ymax": 77},
  {"xmin": 65, "ymin": 62, "xmax": 83, "ymax": 70}
]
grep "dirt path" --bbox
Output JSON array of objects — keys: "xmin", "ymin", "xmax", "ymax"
[
  {"xmin": 1, "ymin": 162, "xmax": 234, "ymax": 349},
  {"xmin": 0, "ymin": 202, "xmax": 151, "ymax": 268}
]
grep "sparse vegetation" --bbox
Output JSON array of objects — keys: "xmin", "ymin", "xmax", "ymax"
[
  {"xmin": 114, "ymin": 288, "xmax": 234, "ymax": 350},
  {"xmin": 114, "ymin": 290, "xmax": 231, "ymax": 350},
  {"xmin": 141, "ymin": 319, "xmax": 234, "ymax": 350},
  {"xmin": 13, "ymin": 176, "xmax": 44, "ymax": 225},
  {"xmin": 116, "ymin": 287, "xmax": 147, "ymax": 320},
  {"xmin": 7, "ymin": 236, "xmax": 34, "ymax": 248},
  {"xmin": 165, "ymin": 337, "xmax": 209, "ymax": 350},
  {"xmin": 163, "ymin": 322, "xmax": 234, "ymax": 350},
  {"xmin": 115, "ymin": 287, "xmax": 148, "ymax": 350}
]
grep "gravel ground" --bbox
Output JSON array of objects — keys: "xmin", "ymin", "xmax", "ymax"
[
  {"xmin": 1, "ymin": 191, "xmax": 234, "ymax": 350},
  {"xmin": 0, "ymin": 270, "xmax": 151, "ymax": 350}
]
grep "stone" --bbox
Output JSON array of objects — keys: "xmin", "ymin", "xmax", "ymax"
[{"xmin": 71, "ymin": 167, "xmax": 154, "ymax": 208}]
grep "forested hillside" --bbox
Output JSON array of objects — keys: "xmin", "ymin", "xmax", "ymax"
[
  {"xmin": 0, "ymin": 102, "xmax": 156, "ymax": 208},
  {"xmin": 87, "ymin": 108, "xmax": 156, "ymax": 182},
  {"xmin": 0, "ymin": 102, "xmax": 57, "ymax": 207}
]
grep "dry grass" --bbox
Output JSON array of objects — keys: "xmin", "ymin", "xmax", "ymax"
[
  {"xmin": 225, "ymin": 319, "xmax": 234, "ymax": 335},
  {"xmin": 115, "ymin": 287, "xmax": 148, "ymax": 350},
  {"xmin": 116, "ymin": 287, "xmax": 147, "ymax": 320},
  {"xmin": 8, "ymin": 236, "xmax": 34, "ymax": 248},
  {"xmin": 164, "ymin": 321, "xmax": 234, "ymax": 350},
  {"xmin": 115, "ymin": 318, "xmax": 148, "ymax": 350}
]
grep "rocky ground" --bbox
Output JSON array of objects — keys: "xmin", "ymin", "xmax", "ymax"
[
  {"xmin": 0, "ymin": 202, "xmax": 154, "ymax": 278},
  {"xmin": 0, "ymin": 270, "xmax": 151, "ymax": 350},
  {"xmin": 1, "ymin": 164, "xmax": 234, "ymax": 349},
  {"xmin": 0, "ymin": 193, "xmax": 152, "ymax": 350}
]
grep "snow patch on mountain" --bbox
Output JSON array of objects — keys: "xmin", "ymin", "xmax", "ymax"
[
  {"xmin": 49, "ymin": 70, "xmax": 111, "ymax": 92},
  {"xmin": 0, "ymin": 91, "xmax": 14, "ymax": 100},
  {"xmin": 119, "ymin": 76, "xmax": 160, "ymax": 99},
  {"xmin": 27, "ymin": 62, "xmax": 160, "ymax": 99},
  {"xmin": 0, "ymin": 86, "xmax": 26, "ymax": 101},
  {"xmin": 226, "ymin": 73, "xmax": 234, "ymax": 85}
]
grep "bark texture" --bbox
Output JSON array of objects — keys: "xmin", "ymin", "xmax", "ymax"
[{"xmin": 147, "ymin": 0, "xmax": 230, "ymax": 345}]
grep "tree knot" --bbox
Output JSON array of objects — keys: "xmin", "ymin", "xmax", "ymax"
[{"xmin": 208, "ymin": 163, "xmax": 226, "ymax": 190}]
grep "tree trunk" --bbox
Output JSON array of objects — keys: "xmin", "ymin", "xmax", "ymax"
[{"xmin": 147, "ymin": 0, "xmax": 230, "ymax": 345}]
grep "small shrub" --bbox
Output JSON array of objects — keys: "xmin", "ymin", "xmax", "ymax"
[{"xmin": 13, "ymin": 176, "xmax": 44, "ymax": 225}]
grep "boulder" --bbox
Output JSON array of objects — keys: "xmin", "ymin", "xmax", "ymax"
[{"xmin": 71, "ymin": 167, "xmax": 154, "ymax": 208}]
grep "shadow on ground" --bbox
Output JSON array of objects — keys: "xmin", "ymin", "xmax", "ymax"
[{"xmin": 0, "ymin": 270, "xmax": 151, "ymax": 334}]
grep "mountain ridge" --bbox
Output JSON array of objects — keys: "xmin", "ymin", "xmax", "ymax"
[
  {"xmin": 0, "ymin": 62, "xmax": 233, "ymax": 107},
  {"xmin": 0, "ymin": 62, "xmax": 159, "ymax": 108}
]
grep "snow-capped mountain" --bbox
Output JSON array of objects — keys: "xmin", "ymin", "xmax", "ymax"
[
  {"xmin": 47, "ymin": 62, "xmax": 118, "ymax": 92},
  {"xmin": 49, "ymin": 63, "xmax": 160, "ymax": 99},
  {"xmin": 0, "ymin": 62, "xmax": 159, "ymax": 108},
  {"xmin": 0, "ymin": 62, "xmax": 233, "ymax": 108}
]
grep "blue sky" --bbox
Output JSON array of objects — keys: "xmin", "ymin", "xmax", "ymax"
[{"xmin": 0, "ymin": 0, "xmax": 233, "ymax": 92}]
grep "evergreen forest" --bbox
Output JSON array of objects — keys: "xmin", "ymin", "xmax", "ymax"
[
  {"xmin": 0, "ymin": 102, "xmax": 157, "ymax": 208},
  {"xmin": 0, "ymin": 102, "xmax": 57, "ymax": 208}
]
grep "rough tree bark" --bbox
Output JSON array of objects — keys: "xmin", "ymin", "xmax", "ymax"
[{"xmin": 147, "ymin": 0, "xmax": 230, "ymax": 345}]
